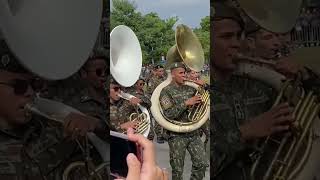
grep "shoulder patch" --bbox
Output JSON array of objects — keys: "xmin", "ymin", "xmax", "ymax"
[{"xmin": 160, "ymin": 95, "xmax": 173, "ymax": 110}]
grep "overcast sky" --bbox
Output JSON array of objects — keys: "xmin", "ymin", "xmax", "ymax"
[{"xmin": 110, "ymin": 0, "xmax": 210, "ymax": 28}]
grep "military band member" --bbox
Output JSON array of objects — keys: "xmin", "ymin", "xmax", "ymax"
[
  {"xmin": 109, "ymin": 78, "xmax": 138, "ymax": 132},
  {"xmin": 211, "ymin": 2, "xmax": 320, "ymax": 179},
  {"xmin": 128, "ymin": 78, "xmax": 153, "ymax": 140},
  {"xmin": 147, "ymin": 64, "xmax": 166, "ymax": 143},
  {"xmin": 160, "ymin": 62, "xmax": 208, "ymax": 180},
  {"xmin": 0, "ymin": 41, "xmax": 107, "ymax": 180}
]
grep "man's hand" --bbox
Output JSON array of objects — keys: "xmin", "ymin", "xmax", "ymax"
[
  {"xmin": 240, "ymin": 103, "xmax": 294, "ymax": 141},
  {"xmin": 275, "ymin": 58, "xmax": 303, "ymax": 78},
  {"xmin": 185, "ymin": 95, "xmax": 202, "ymax": 106},
  {"xmin": 120, "ymin": 121, "xmax": 139, "ymax": 130},
  {"xmin": 63, "ymin": 112, "xmax": 99, "ymax": 139},
  {"xmin": 130, "ymin": 97, "xmax": 142, "ymax": 105}
]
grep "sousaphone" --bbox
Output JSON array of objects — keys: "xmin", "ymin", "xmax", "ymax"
[
  {"xmin": 110, "ymin": 25, "xmax": 151, "ymax": 137},
  {"xmin": 233, "ymin": 0, "xmax": 320, "ymax": 179},
  {"xmin": 151, "ymin": 24, "xmax": 210, "ymax": 133},
  {"xmin": 0, "ymin": 0, "xmax": 109, "ymax": 179}
]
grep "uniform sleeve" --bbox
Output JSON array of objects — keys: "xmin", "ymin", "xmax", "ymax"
[
  {"xmin": 159, "ymin": 90, "xmax": 188, "ymax": 119},
  {"xmin": 211, "ymin": 114, "xmax": 247, "ymax": 177},
  {"xmin": 139, "ymin": 95, "xmax": 152, "ymax": 109},
  {"xmin": 109, "ymin": 106, "xmax": 124, "ymax": 132}
]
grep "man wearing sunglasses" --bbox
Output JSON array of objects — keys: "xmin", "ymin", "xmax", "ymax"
[
  {"xmin": 0, "ymin": 42, "xmax": 108, "ymax": 179},
  {"xmin": 109, "ymin": 77, "xmax": 140, "ymax": 132},
  {"xmin": 77, "ymin": 55, "xmax": 109, "ymax": 130}
]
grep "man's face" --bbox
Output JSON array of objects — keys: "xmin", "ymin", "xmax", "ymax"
[
  {"xmin": 172, "ymin": 68, "xmax": 186, "ymax": 84},
  {"xmin": 155, "ymin": 68, "xmax": 164, "ymax": 77},
  {"xmin": 189, "ymin": 70, "xmax": 200, "ymax": 80},
  {"xmin": 0, "ymin": 71, "xmax": 34, "ymax": 126},
  {"xmin": 212, "ymin": 19, "xmax": 241, "ymax": 71},
  {"xmin": 110, "ymin": 83, "xmax": 121, "ymax": 101},
  {"xmin": 82, "ymin": 59, "xmax": 107, "ymax": 89},
  {"xmin": 135, "ymin": 80, "xmax": 145, "ymax": 91},
  {"xmin": 253, "ymin": 29, "xmax": 281, "ymax": 59}
]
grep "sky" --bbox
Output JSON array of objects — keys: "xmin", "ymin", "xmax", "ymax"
[{"xmin": 110, "ymin": 0, "xmax": 210, "ymax": 28}]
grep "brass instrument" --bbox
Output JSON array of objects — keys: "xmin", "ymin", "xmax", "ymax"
[
  {"xmin": 234, "ymin": 54, "xmax": 320, "ymax": 180},
  {"xmin": 110, "ymin": 25, "xmax": 151, "ymax": 137},
  {"xmin": 0, "ymin": 0, "xmax": 109, "ymax": 179},
  {"xmin": 117, "ymin": 91, "xmax": 150, "ymax": 137},
  {"xmin": 150, "ymin": 24, "xmax": 210, "ymax": 132}
]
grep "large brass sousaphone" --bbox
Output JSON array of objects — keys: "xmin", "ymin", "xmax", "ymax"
[
  {"xmin": 150, "ymin": 24, "xmax": 210, "ymax": 133},
  {"xmin": 110, "ymin": 25, "xmax": 151, "ymax": 137},
  {"xmin": 0, "ymin": 0, "xmax": 109, "ymax": 179}
]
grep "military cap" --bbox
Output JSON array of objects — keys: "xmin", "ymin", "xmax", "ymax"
[
  {"xmin": 153, "ymin": 64, "xmax": 164, "ymax": 69},
  {"xmin": 211, "ymin": 2, "xmax": 244, "ymax": 29},
  {"xmin": 0, "ymin": 40, "xmax": 29, "ymax": 73},
  {"xmin": 168, "ymin": 62, "xmax": 186, "ymax": 70}
]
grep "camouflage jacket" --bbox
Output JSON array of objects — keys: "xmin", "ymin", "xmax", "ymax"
[
  {"xmin": 159, "ymin": 83, "xmax": 200, "ymax": 137},
  {"xmin": 147, "ymin": 76, "xmax": 164, "ymax": 95},
  {"xmin": 110, "ymin": 100, "xmax": 127, "ymax": 132},
  {"xmin": 211, "ymin": 71, "xmax": 320, "ymax": 179},
  {"xmin": 0, "ymin": 115, "xmax": 80, "ymax": 180},
  {"xmin": 127, "ymin": 88, "xmax": 151, "ymax": 108}
]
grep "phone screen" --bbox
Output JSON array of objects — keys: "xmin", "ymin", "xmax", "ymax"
[{"xmin": 110, "ymin": 131, "xmax": 138, "ymax": 178}]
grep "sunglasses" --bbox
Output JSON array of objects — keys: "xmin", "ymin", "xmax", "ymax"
[
  {"xmin": 0, "ymin": 79, "xmax": 40, "ymax": 95},
  {"xmin": 139, "ymin": 82, "xmax": 145, "ymax": 86},
  {"xmin": 87, "ymin": 68, "xmax": 106, "ymax": 77},
  {"xmin": 113, "ymin": 86, "xmax": 121, "ymax": 92}
]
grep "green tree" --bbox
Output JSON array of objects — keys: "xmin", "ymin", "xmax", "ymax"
[
  {"xmin": 194, "ymin": 16, "xmax": 210, "ymax": 63},
  {"xmin": 111, "ymin": 0, "xmax": 178, "ymax": 64}
]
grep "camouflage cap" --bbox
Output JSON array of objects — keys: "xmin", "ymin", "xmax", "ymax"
[
  {"xmin": 0, "ymin": 40, "xmax": 29, "ymax": 73},
  {"xmin": 168, "ymin": 62, "xmax": 186, "ymax": 70},
  {"xmin": 153, "ymin": 64, "xmax": 164, "ymax": 69},
  {"xmin": 211, "ymin": 2, "xmax": 244, "ymax": 29}
]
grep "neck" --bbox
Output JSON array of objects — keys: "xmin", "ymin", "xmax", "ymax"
[
  {"xmin": 89, "ymin": 86, "xmax": 105, "ymax": 103},
  {"xmin": 136, "ymin": 88, "xmax": 143, "ymax": 94},
  {"xmin": 172, "ymin": 79, "xmax": 183, "ymax": 87}
]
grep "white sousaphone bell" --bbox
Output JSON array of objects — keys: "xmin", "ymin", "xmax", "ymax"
[
  {"xmin": 0, "ymin": 0, "xmax": 109, "ymax": 179},
  {"xmin": 110, "ymin": 25, "xmax": 151, "ymax": 137}
]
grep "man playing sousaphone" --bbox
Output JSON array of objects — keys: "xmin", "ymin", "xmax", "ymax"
[
  {"xmin": 159, "ymin": 62, "xmax": 208, "ymax": 180},
  {"xmin": 211, "ymin": 2, "xmax": 320, "ymax": 180},
  {"xmin": 0, "ymin": 41, "xmax": 108, "ymax": 180}
]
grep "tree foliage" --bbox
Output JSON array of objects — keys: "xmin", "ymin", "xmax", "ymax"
[{"xmin": 111, "ymin": 0, "xmax": 209, "ymax": 65}]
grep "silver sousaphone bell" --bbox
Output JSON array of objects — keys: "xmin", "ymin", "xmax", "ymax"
[{"xmin": 110, "ymin": 25, "xmax": 151, "ymax": 137}]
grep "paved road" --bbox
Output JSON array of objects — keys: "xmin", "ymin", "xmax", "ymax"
[{"xmin": 153, "ymin": 137, "xmax": 210, "ymax": 180}]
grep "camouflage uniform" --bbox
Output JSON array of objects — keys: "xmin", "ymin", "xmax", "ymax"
[
  {"xmin": 110, "ymin": 90, "xmax": 151, "ymax": 133},
  {"xmin": 0, "ymin": 114, "xmax": 108, "ymax": 180},
  {"xmin": 147, "ymin": 76, "xmax": 165, "ymax": 139},
  {"xmin": 160, "ymin": 83, "xmax": 208, "ymax": 180},
  {"xmin": 211, "ymin": 73, "xmax": 320, "ymax": 179},
  {"xmin": 110, "ymin": 100, "xmax": 126, "ymax": 132}
]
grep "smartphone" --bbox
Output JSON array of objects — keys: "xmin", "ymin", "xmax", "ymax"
[{"xmin": 110, "ymin": 131, "xmax": 140, "ymax": 178}]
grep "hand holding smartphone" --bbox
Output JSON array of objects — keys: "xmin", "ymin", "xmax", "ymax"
[{"xmin": 111, "ymin": 128, "xmax": 168, "ymax": 180}]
